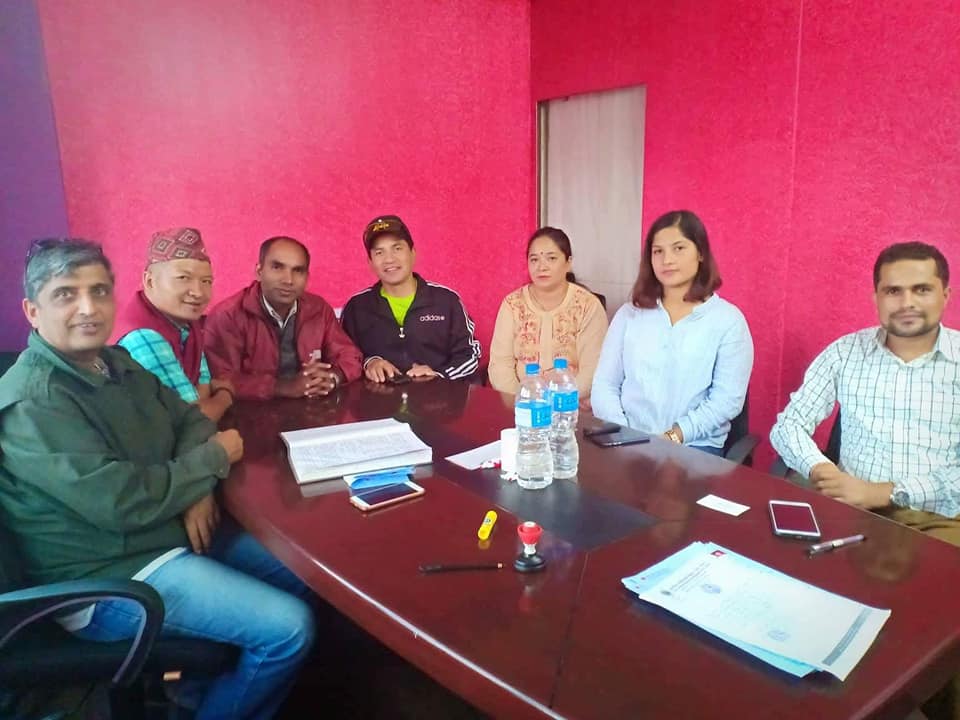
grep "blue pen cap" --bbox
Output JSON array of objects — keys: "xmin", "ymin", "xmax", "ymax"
[
  {"xmin": 554, "ymin": 358, "xmax": 568, "ymax": 369},
  {"xmin": 525, "ymin": 363, "xmax": 540, "ymax": 375}
]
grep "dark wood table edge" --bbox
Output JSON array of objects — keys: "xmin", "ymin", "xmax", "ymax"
[
  {"xmin": 223, "ymin": 496, "xmax": 569, "ymax": 720},
  {"xmin": 861, "ymin": 634, "xmax": 960, "ymax": 720},
  {"xmin": 221, "ymin": 384, "xmax": 960, "ymax": 720}
]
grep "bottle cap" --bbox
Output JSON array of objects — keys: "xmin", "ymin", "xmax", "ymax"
[
  {"xmin": 554, "ymin": 358, "xmax": 568, "ymax": 369},
  {"xmin": 525, "ymin": 363, "xmax": 540, "ymax": 375}
]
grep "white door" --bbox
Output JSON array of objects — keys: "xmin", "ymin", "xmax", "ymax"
[{"xmin": 540, "ymin": 85, "xmax": 645, "ymax": 316}]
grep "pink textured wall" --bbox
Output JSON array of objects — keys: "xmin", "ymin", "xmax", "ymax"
[
  {"xmin": 32, "ymin": 0, "xmax": 959, "ymax": 457},
  {"xmin": 35, "ymin": 0, "xmax": 533, "ymax": 351},
  {"xmin": 532, "ymin": 0, "xmax": 960, "ymax": 460},
  {"xmin": 784, "ymin": 0, "xmax": 960, "ymax": 392}
]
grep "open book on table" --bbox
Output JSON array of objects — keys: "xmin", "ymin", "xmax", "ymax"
[{"xmin": 280, "ymin": 418, "xmax": 432, "ymax": 484}]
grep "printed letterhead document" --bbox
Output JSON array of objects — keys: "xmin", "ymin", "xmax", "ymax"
[
  {"xmin": 281, "ymin": 418, "xmax": 431, "ymax": 484},
  {"xmin": 623, "ymin": 542, "xmax": 890, "ymax": 680},
  {"xmin": 623, "ymin": 542, "xmax": 816, "ymax": 677}
]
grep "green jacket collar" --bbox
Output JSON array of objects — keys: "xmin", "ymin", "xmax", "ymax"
[{"xmin": 26, "ymin": 331, "xmax": 132, "ymax": 387}]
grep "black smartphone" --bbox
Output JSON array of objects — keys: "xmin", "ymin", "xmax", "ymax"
[
  {"xmin": 387, "ymin": 374, "xmax": 412, "ymax": 385},
  {"xmin": 587, "ymin": 427, "xmax": 652, "ymax": 447},
  {"xmin": 583, "ymin": 421, "xmax": 622, "ymax": 437}
]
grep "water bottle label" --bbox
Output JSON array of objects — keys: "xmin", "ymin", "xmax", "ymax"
[
  {"xmin": 552, "ymin": 389, "xmax": 579, "ymax": 412},
  {"xmin": 530, "ymin": 402, "xmax": 552, "ymax": 427},
  {"xmin": 515, "ymin": 401, "xmax": 552, "ymax": 428},
  {"xmin": 515, "ymin": 406, "xmax": 530, "ymax": 428}
]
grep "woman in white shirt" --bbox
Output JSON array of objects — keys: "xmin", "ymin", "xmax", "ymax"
[{"xmin": 591, "ymin": 210, "xmax": 754, "ymax": 454}]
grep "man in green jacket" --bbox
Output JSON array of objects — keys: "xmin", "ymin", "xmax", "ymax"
[{"xmin": 0, "ymin": 239, "xmax": 315, "ymax": 720}]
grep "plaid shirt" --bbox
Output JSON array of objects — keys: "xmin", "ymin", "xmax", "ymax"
[
  {"xmin": 770, "ymin": 326, "xmax": 960, "ymax": 517},
  {"xmin": 118, "ymin": 328, "xmax": 211, "ymax": 402}
]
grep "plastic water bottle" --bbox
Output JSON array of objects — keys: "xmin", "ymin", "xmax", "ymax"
[
  {"xmin": 515, "ymin": 363, "xmax": 554, "ymax": 489},
  {"xmin": 547, "ymin": 358, "xmax": 579, "ymax": 479}
]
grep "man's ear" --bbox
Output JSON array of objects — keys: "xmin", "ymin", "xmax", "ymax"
[
  {"xmin": 255, "ymin": 263, "xmax": 263, "ymax": 281},
  {"xmin": 142, "ymin": 268, "xmax": 154, "ymax": 290},
  {"xmin": 22, "ymin": 298, "xmax": 40, "ymax": 329}
]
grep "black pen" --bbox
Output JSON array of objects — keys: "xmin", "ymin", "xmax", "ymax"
[{"xmin": 419, "ymin": 562, "xmax": 505, "ymax": 574}]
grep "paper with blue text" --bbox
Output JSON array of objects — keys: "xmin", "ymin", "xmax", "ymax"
[{"xmin": 623, "ymin": 542, "xmax": 890, "ymax": 680}]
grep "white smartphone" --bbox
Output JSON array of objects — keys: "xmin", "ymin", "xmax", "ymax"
[
  {"xmin": 769, "ymin": 500, "xmax": 821, "ymax": 539},
  {"xmin": 349, "ymin": 481, "xmax": 425, "ymax": 512}
]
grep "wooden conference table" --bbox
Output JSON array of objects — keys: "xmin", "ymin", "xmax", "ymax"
[{"xmin": 222, "ymin": 379, "xmax": 960, "ymax": 719}]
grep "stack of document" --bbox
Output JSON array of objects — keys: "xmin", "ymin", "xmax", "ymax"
[
  {"xmin": 281, "ymin": 418, "xmax": 431, "ymax": 484},
  {"xmin": 622, "ymin": 541, "xmax": 890, "ymax": 679}
]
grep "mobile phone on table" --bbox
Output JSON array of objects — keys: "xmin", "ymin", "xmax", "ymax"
[
  {"xmin": 768, "ymin": 500, "xmax": 821, "ymax": 539},
  {"xmin": 349, "ymin": 481, "xmax": 424, "ymax": 512},
  {"xmin": 587, "ymin": 427, "xmax": 652, "ymax": 448},
  {"xmin": 387, "ymin": 373, "xmax": 412, "ymax": 385},
  {"xmin": 583, "ymin": 421, "xmax": 622, "ymax": 438}
]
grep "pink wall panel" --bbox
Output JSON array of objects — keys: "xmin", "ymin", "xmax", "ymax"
[
  {"xmin": 532, "ymin": 0, "xmax": 960, "ymax": 462},
  {"xmin": 784, "ymin": 0, "xmax": 960, "ymax": 394},
  {"xmin": 35, "ymin": 0, "xmax": 533, "ymax": 351},
  {"xmin": 32, "ymin": 0, "xmax": 959, "ymax": 462},
  {"xmin": 532, "ymin": 0, "xmax": 802, "ymax": 459}
]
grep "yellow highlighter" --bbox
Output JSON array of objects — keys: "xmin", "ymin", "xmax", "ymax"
[{"xmin": 477, "ymin": 510, "xmax": 498, "ymax": 541}]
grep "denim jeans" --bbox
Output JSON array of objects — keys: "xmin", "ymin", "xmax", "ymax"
[{"xmin": 73, "ymin": 518, "xmax": 316, "ymax": 720}]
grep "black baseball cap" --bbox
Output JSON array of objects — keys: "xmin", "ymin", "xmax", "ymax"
[{"xmin": 363, "ymin": 215, "xmax": 413, "ymax": 252}]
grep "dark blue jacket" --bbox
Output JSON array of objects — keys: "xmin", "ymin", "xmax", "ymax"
[{"xmin": 340, "ymin": 274, "xmax": 480, "ymax": 379}]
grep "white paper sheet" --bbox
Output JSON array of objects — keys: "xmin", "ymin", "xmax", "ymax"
[
  {"xmin": 445, "ymin": 440, "xmax": 501, "ymax": 470},
  {"xmin": 696, "ymin": 494, "xmax": 750, "ymax": 517}
]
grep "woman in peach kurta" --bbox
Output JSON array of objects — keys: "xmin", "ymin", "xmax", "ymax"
[{"xmin": 488, "ymin": 227, "xmax": 608, "ymax": 397}]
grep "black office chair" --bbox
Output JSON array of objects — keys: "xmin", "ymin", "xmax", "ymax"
[
  {"xmin": 0, "ymin": 521, "xmax": 238, "ymax": 719},
  {"xmin": 468, "ymin": 363, "xmax": 489, "ymax": 387},
  {"xmin": 769, "ymin": 408, "xmax": 842, "ymax": 477},
  {"xmin": 0, "ymin": 352, "xmax": 18, "ymax": 378},
  {"xmin": 722, "ymin": 392, "xmax": 759, "ymax": 466}
]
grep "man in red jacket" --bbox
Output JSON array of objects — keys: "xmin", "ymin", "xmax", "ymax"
[{"xmin": 205, "ymin": 236, "xmax": 363, "ymax": 399}]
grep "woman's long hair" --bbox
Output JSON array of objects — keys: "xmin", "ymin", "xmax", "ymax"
[{"xmin": 630, "ymin": 210, "xmax": 721, "ymax": 308}]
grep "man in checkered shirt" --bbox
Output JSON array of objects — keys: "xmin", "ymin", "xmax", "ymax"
[
  {"xmin": 114, "ymin": 228, "xmax": 235, "ymax": 421},
  {"xmin": 771, "ymin": 242, "xmax": 959, "ymax": 545}
]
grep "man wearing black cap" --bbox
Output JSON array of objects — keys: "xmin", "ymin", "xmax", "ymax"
[{"xmin": 341, "ymin": 215, "xmax": 481, "ymax": 382}]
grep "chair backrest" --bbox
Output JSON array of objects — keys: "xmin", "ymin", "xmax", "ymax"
[
  {"xmin": 0, "ymin": 352, "xmax": 18, "ymax": 378},
  {"xmin": 723, "ymin": 392, "xmax": 750, "ymax": 455},
  {"xmin": 0, "ymin": 518, "xmax": 26, "ymax": 593},
  {"xmin": 824, "ymin": 407, "xmax": 842, "ymax": 464}
]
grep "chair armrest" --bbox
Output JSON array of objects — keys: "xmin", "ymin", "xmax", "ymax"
[
  {"xmin": 724, "ymin": 433, "xmax": 759, "ymax": 466},
  {"xmin": 0, "ymin": 578, "xmax": 164, "ymax": 687},
  {"xmin": 769, "ymin": 457, "xmax": 790, "ymax": 478}
]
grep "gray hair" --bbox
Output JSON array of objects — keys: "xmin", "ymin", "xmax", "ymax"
[{"xmin": 24, "ymin": 238, "xmax": 114, "ymax": 301}]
